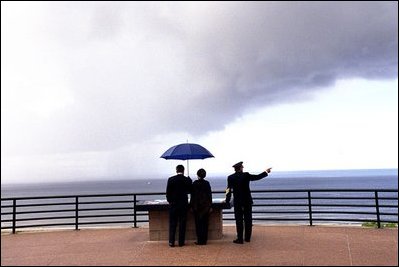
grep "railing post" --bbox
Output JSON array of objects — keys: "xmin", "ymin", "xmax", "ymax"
[
  {"xmin": 374, "ymin": 191, "xmax": 381, "ymax": 229},
  {"xmin": 12, "ymin": 199, "xmax": 16, "ymax": 234},
  {"xmin": 133, "ymin": 194, "xmax": 137, "ymax": 228},
  {"xmin": 75, "ymin": 196, "xmax": 79, "ymax": 230},
  {"xmin": 307, "ymin": 191, "xmax": 313, "ymax": 226}
]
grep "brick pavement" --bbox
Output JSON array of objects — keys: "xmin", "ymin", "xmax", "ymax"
[{"xmin": 1, "ymin": 225, "xmax": 397, "ymax": 266}]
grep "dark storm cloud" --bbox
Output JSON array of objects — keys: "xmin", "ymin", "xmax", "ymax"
[{"xmin": 3, "ymin": 1, "xmax": 398, "ymax": 155}]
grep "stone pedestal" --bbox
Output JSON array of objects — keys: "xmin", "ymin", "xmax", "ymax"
[
  {"xmin": 148, "ymin": 209, "xmax": 223, "ymax": 241},
  {"xmin": 136, "ymin": 199, "xmax": 230, "ymax": 241}
]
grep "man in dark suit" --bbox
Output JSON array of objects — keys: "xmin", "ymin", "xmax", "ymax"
[
  {"xmin": 166, "ymin": 165, "xmax": 192, "ymax": 247},
  {"xmin": 225, "ymin": 161, "xmax": 272, "ymax": 244}
]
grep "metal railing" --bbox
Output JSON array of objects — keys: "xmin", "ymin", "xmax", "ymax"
[
  {"xmin": 1, "ymin": 189, "xmax": 397, "ymax": 233},
  {"xmin": 222, "ymin": 189, "xmax": 398, "ymax": 227}
]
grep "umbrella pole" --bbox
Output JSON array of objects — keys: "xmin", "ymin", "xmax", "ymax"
[
  {"xmin": 187, "ymin": 160, "xmax": 189, "ymax": 177},
  {"xmin": 186, "ymin": 140, "xmax": 189, "ymax": 177}
]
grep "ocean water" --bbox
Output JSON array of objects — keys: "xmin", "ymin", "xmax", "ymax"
[
  {"xmin": 2, "ymin": 169, "xmax": 398, "ymax": 198},
  {"xmin": 1, "ymin": 169, "xmax": 398, "ymax": 229}
]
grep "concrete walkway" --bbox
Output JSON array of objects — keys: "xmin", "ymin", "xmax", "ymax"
[{"xmin": 1, "ymin": 225, "xmax": 397, "ymax": 266}]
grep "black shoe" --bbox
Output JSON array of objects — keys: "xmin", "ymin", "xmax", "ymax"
[
  {"xmin": 169, "ymin": 242, "xmax": 175, "ymax": 247},
  {"xmin": 178, "ymin": 243, "xmax": 185, "ymax": 247},
  {"xmin": 233, "ymin": 239, "xmax": 244, "ymax": 244},
  {"xmin": 245, "ymin": 239, "xmax": 250, "ymax": 242}
]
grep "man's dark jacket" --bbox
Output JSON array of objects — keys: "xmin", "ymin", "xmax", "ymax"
[
  {"xmin": 166, "ymin": 174, "xmax": 192, "ymax": 207},
  {"xmin": 225, "ymin": 171, "xmax": 268, "ymax": 206}
]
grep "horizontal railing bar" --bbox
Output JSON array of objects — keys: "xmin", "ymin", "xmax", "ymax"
[
  {"xmin": 79, "ymin": 200, "xmax": 135, "ymax": 205},
  {"xmin": 1, "ymin": 214, "xmax": 148, "ymax": 222},
  {"xmin": 310, "ymin": 204, "xmax": 379, "ymax": 207},
  {"xmin": 15, "ymin": 223, "xmax": 77, "ymax": 228},
  {"xmin": 253, "ymin": 203, "xmax": 397, "ymax": 208},
  {"xmin": 12, "ymin": 209, "xmax": 76, "ymax": 215},
  {"xmin": 251, "ymin": 189, "xmax": 398, "ymax": 193},
  {"xmin": 226, "ymin": 218, "xmax": 309, "ymax": 221},
  {"xmin": 310, "ymin": 197, "xmax": 377, "ymax": 200},
  {"xmin": 13, "ymin": 206, "xmax": 142, "ymax": 213},
  {"xmin": 252, "ymin": 197, "xmax": 394, "ymax": 201},
  {"xmin": 1, "ymin": 193, "xmax": 161, "ymax": 201},
  {"xmin": 311, "ymin": 218, "xmax": 399, "ymax": 223},
  {"xmin": 311, "ymin": 211, "xmax": 378, "ymax": 215},
  {"xmin": 251, "ymin": 211, "xmax": 309, "ymax": 214},
  {"xmin": 249, "ymin": 218, "xmax": 373, "ymax": 222},
  {"xmin": 219, "ymin": 217, "xmax": 398, "ymax": 223},
  {"xmin": 78, "ymin": 214, "xmax": 134, "ymax": 219},
  {"xmin": 1, "ymin": 214, "xmax": 147, "ymax": 223},
  {"xmin": 227, "ymin": 211, "xmax": 398, "ymax": 216},
  {"xmin": 3, "ymin": 220, "xmax": 152, "ymax": 229},
  {"xmin": 1, "ymin": 196, "xmax": 78, "ymax": 201},
  {"xmin": 311, "ymin": 197, "xmax": 398, "ymax": 201},
  {"xmin": 252, "ymin": 204, "xmax": 309, "ymax": 207},
  {"xmin": 78, "ymin": 193, "xmax": 163, "ymax": 198},
  {"xmin": 14, "ymin": 216, "xmax": 76, "ymax": 222},
  {"xmin": 1, "ymin": 209, "xmax": 140, "ymax": 215},
  {"xmin": 15, "ymin": 203, "xmax": 76, "ymax": 208},
  {"xmin": 77, "ymin": 220, "xmax": 137, "ymax": 225},
  {"xmin": 78, "ymin": 207, "xmax": 133, "ymax": 212},
  {"xmin": 312, "ymin": 211, "xmax": 397, "ymax": 215},
  {"xmin": 252, "ymin": 197, "xmax": 309, "ymax": 200}
]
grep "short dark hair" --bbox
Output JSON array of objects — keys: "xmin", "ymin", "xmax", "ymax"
[
  {"xmin": 176, "ymin": 165, "xmax": 185, "ymax": 173},
  {"xmin": 197, "ymin": 168, "xmax": 206, "ymax": 179}
]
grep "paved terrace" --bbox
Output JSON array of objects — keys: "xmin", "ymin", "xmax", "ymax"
[{"xmin": 1, "ymin": 225, "xmax": 397, "ymax": 266}]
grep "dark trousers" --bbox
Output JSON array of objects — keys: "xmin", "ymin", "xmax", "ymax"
[
  {"xmin": 194, "ymin": 213, "xmax": 209, "ymax": 244},
  {"xmin": 233, "ymin": 203, "xmax": 252, "ymax": 241},
  {"xmin": 169, "ymin": 205, "xmax": 188, "ymax": 245}
]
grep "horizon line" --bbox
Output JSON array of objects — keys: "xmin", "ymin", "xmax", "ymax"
[{"xmin": 1, "ymin": 167, "xmax": 397, "ymax": 186}]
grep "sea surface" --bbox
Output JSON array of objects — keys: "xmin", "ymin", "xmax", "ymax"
[
  {"xmin": 2, "ymin": 169, "xmax": 398, "ymax": 197},
  {"xmin": 1, "ymin": 169, "xmax": 398, "ymax": 229}
]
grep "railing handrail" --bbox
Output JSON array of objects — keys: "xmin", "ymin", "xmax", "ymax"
[{"xmin": 1, "ymin": 192, "xmax": 164, "ymax": 201}]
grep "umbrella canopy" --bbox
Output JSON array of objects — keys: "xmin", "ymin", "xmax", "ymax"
[
  {"xmin": 160, "ymin": 143, "xmax": 214, "ymax": 176},
  {"xmin": 161, "ymin": 143, "xmax": 214, "ymax": 160}
]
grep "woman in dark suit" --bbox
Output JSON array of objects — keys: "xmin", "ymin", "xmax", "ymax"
[{"xmin": 190, "ymin": 168, "xmax": 212, "ymax": 245}]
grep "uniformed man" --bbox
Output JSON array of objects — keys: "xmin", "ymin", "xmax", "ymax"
[{"xmin": 225, "ymin": 161, "xmax": 272, "ymax": 244}]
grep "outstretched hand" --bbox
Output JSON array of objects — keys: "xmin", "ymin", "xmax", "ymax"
[{"xmin": 266, "ymin": 167, "xmax": 272, "ymax": 173}]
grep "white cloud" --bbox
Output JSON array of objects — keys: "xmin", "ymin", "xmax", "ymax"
[
  {"xmin": 1, "ymin": 2, "xmax": 397, "ymax": 183},
  {"xmin": 199, "ymin": 78, "xmax": 398, "ymax": 172}
]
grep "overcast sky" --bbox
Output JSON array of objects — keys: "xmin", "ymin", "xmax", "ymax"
[{"xmin": 1, "ymin": 2, "xmax": 398, "ymax": 183}]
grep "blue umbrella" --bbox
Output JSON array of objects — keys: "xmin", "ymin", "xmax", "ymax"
[{"xmin": 160, "ymin": 143, "xmax": 214, "ymax": 176}]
